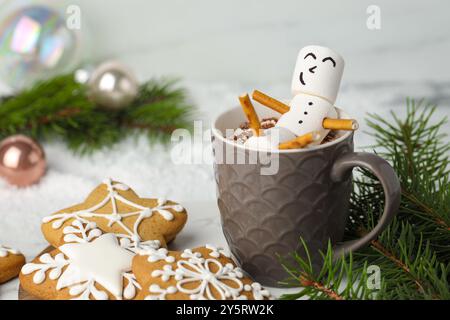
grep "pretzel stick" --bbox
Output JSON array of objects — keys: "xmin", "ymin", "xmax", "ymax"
[
  {"xmin": 278, "ymin": 132, "xmax": 320, "ymax": 150},
  {"xmin": 323, "ymin": 118, "xmax": 359, "ymax": 131},
  {"xmin": 239, "ymin": 93, "xmax": 261, "ymax": 136},
  {"xmin": 252, "ymin": 90, "xmax": 290, "ymax": 114}
]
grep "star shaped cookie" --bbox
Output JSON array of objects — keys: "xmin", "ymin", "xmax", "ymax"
[
  {"xmin": 0, "ymin": 245, "xmax": 25, "ymax": 284},
  {"xmin": 132, "ymin": 245, "xmax": 272, "ymax": 300},
  {"xmin": 41, "ymin": 179, "xmax": 187, "ymax": 252},
  {"xmin": 20, "ymin": 229, "xmax": 141, "ymax": 300}
]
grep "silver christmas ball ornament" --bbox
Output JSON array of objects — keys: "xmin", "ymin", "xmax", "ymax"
[{"xmin": 88, "ymin": 61, "xmax": 139, "ymax": 110}]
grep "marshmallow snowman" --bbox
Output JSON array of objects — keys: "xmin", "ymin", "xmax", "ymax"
[
  {"xmin": 276, "ymin": 45, "xmax": 344, "ymax": 145},
  {"xmin": 245, "ymin": 45, "xmax": 345, "ymax": 150}
]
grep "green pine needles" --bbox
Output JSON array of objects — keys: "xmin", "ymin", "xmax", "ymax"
[
  {"xmin": 280, "ymin": 240, "xmax": 375, "ymax": 300},
  {"xmin": 0, "ymin": 73, "xmax": 195, "ymax": 153},
  {"xmin": 281, "ymin": 99, "xmax": 450, "ymax": 300}
]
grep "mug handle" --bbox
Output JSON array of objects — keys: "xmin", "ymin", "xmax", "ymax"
[{"xmin": 330, "ymin": 152, "xmax": 401, "ymax": 258}]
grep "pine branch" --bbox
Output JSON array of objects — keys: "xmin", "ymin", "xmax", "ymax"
[
  {"xmin": 363, "ymin": 100, "xmax": 450, "ymax": 260},
  {"xmin": 351, "ymin": 218, "xmax": 449, "ymax": 299},
  {"xmin": 123, "ymin": 80, "xmax": 195, "ymax": 144},
  {"xmin": 0, "ymin": 74, "xmax": 195, "ymax": 153}
]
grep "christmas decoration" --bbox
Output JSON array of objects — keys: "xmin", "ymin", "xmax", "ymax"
[
  {"xmin": 87, "ymin": 61, "xmax": 139, "ymax": 110},
  {"xmin": 0, "ymin": 134, "xmax": 46, "ymax": 187},
  {"xmin": 0, "ymin": 5, "xmax": 79, "ymax": 90},
  {"xmin": 280, "ymin": 99, "xmax": 450, "ymax": 300},
  {"xmin": 0, "ymin": 72, "xmax": 194, "ymax": 153}
]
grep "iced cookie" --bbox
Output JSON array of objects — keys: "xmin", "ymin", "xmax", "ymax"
[
  {"xmin": 133, "ymin": 245, "xmax": 272, "ymax": 300},
  {"xmin": 41, "ymin": 179, "xmax": 187, "ymax": 252},
  {"xmin": 20, "ymin": 231, "xmax": 141, "ymax": 300},
  {"xmin": 0, "ymin": 245, "xmax": 26, "ymax": 284}
]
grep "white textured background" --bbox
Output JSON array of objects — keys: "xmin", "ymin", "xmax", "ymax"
[{"xmin": 0, "ymin": 0, "xmax": 449, "ymax": 299}]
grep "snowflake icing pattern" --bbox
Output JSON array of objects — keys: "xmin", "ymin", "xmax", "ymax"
[{"xmin": 146, "ymin": 246, "xmax": 271, "ymax": 300}]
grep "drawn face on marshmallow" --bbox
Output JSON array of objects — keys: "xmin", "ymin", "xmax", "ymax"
[{"xmin": 291, "ymin": 45, "xmax": 344, "ymax": 104}]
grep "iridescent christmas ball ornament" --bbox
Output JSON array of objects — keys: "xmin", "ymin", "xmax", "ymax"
[
  {"xmin": 88, "ymin": 61, "xmax": 139, "ymax": 110},
  {"xmin": 0, "ymin": 5, "xmax": 79, "ymax": 90},
  {"xmin": 0, "ymin": 135, "xmax": 46, "ymax": 187}
]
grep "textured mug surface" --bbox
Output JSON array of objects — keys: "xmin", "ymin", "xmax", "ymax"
[{"xmin": 212, "ymin": 105, "xmax": 400, "ymax": 287}]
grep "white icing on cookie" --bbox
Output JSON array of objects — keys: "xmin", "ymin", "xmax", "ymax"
[
  {"xmin": 205, "ymin": 244, "xmax": 231, "ymax": 258},
  {"xmin": 145, "ymin": 284, "xmax": 177, "ymax": 300},
  {"xmin": 119, "ymin": 237, "xmax": 160, "ymax": 253},
  {"xmin": 22, "ymin": 233, "xmax": 140, "ymax": 300},
  {"xmin": 68, "ymin": 278, "xmax": 108, "ymax": 300},
  {"xmin": 147, "ymin": 247, "xmax": 271, "ymax": 300},
  {"xmin": 244, "ymin": 283, "xmax": 272, "ymax": 300},
  {"xmin": 22, "ymin": 253, "xmax": 69, "ymax": 284},
  {"xmin": 0, "ymin": 245, "xmax": 20, "ymax": 258},
  {"xmin": 59, "ymin": 234, "xmax": 134, "ymax": 299},
  {"xmin": 123, "ymin": 272, "xmax": 142, "ymax": 300},
  {"xmin": 63, "ymin": 220, "xmax": 102, "ymax": 243},
  {"xmin": 138, "ymin": 247, "xmax": 175, "ymax": 263},
  {"xmin": 42, "ymin": 178, "xmax": 185, "ymax": 251}
]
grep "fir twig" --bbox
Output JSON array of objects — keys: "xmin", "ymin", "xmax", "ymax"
[
  {"xmin": 363, "ymin": 99, "xmax": 450, "ymax": 259},
  {"xmin": 0, "ymin": 74, "xmax": 195, "ymax": 153}
]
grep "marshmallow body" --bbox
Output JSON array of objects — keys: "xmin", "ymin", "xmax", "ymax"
[
  {"xmin": 244, "ymin": 127, "xmax": 296, "ymax": 151},
  {"xmin": 276, "ymin": 94, "xmax": 337, "ymax": 145},
  {"xmin": 291, "ymin": 45, "xmax": 344, "ymax": 104}
]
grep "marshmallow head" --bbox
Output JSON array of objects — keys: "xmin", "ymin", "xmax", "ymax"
[
  {"xmin": 276, "ymin": 94, "xmax": 337, "ymax": 145},
  {"xmin": 291, "ymin": 45, "xmax": 344, "ymax": 104}
]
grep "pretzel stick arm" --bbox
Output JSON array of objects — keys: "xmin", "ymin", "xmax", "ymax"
[
  {"xmin": 239, "ymin": 93, "xmax": 261, "ymax": 136},
  {"xmin": 252, "ymin": 90, "xmax": 290, "ymax": 114},
  {"xmin": 278, "ymin": 131, "xmax": 320, "ymax": 150},
  {"xmin": 323, "ymin": 118, "xmax": 359, "ymax": 131}
]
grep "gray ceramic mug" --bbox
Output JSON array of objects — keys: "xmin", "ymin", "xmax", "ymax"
[{"xmin": 212, "ymin": 105, "xmax": 401, "ymax": 287}]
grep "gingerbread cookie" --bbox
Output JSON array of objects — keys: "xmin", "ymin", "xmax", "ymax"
[
  {"xmin": 41, "ymin": 179, "xmax": 187, "ymax": 252},
  {"xmin": 20, "ymin": 229, "xmax": 141, "ymax": 300},
  {"xmin": 133, "ymin": 245, "xmax": 272, "ymax": 300},
  {"xmin": 0, "ymin": 245, "xmax": 26, "ymax": 284}
]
